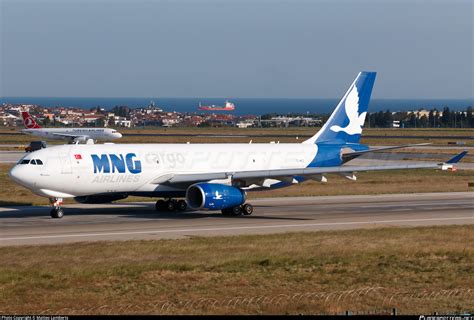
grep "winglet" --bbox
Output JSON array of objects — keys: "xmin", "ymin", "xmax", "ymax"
[{"xmin": 445, "ymin": 151, "xmax": 468, "ymax": 164}]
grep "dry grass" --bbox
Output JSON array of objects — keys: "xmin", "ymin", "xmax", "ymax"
[
  {"xmin": 1, "ymin": 127, "xmax": 473, "ymax": 146},
  {"xmin": 0, "ymin": 225, "xmax": 472, "ymax": 314}
]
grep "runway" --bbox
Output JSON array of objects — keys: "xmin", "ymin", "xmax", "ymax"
[{"xmin": 0, "ymin": 192, "xmax": 472, "ymax": 246}]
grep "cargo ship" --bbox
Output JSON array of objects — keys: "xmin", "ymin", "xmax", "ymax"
[{"xmin": 198, "ymin": 100, "xmax": 235, "ymax": 111}]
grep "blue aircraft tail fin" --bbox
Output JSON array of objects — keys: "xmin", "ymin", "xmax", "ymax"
[{"xmin": 304, "ymin": 72, "xmax": 376, "ymax": 145}]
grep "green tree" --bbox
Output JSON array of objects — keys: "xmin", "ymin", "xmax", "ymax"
[
  {"xmin": 441, "ymin": 107, "xmax": 451, "ymax": 127},
  {"xmin": 42, "ymin": 117, "xmax": 50, "ymax": 126},
  {"xmin": 96, "ymin": 118, "xmax": 105, "ymax": 127},
  {"xmin": 407, "ymin": 113, "xmax": 417, "ymax": 128},
  {"xmin": 419, "ymin": 115, "xmax": 428, "ymax": 128},
  {"xmin": 466, "ymin": 106, "xmax": 473, "ymax": 128},
  {"xmin": 382, "ymin": 110, "xmax": 393, "ymax": 127}
]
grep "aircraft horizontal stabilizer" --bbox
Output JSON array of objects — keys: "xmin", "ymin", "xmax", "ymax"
[{"xmin": 341, "ymin": 143, "xmax": 432, "ymax": 163}]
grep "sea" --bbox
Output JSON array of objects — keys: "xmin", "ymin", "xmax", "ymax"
[{"xmin": 1, "ymin": 97, "xmax": 473, "ymax": 116}]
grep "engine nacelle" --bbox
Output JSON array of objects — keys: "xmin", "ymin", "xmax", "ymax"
[
  {"xmin": 74, "ymin": 193, "xmax": 128, "ymax": 204},
  {"xmin": 186, "ymin": 183, "xmax": 246, "ymax": 210}
]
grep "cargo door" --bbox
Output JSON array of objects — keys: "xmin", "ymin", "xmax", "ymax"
[{"xmin": 59, "ymin": 148, "xmax": 72, "ymax": 174}]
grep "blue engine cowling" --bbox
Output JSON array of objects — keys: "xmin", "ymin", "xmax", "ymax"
[{"xmin": 186, "ymin": 183, "xmax": 246, "ymax": 210}]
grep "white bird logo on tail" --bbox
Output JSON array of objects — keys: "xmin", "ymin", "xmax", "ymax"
[{"xmin": 330, "ymin": 85, "xmax": 366, "ymax": 135}]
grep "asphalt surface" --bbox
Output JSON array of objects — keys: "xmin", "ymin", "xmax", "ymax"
[
  {"xmin": 0, "ymin": 151, "xmax": 25, "ymax": 163},
  {"xmin": 0, "ymin": 192, "xmax": 472, "ymax": 246}
]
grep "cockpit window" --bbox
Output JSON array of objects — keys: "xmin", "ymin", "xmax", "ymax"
[{"xmin": 17, "ymin": 158, "xmax": 43, "ymax": 165}]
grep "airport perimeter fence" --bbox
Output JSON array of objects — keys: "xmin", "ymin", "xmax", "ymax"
[{"xmin": 4, "ymin": 287, "xmax": 472, "ymax": 315}]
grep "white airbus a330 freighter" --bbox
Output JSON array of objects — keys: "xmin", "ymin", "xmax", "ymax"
[{"xmin": 9, "ymin": 72, "xmax": 467, "ymax": 218}]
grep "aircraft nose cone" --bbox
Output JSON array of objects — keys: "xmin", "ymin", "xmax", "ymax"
[
  {"xmin": 9, "ymin": 165, "xmax": 28, "ymax": 187},
  {"xmin": 116, "ymin": 132, "xmax": 123, "ymax": 138}
]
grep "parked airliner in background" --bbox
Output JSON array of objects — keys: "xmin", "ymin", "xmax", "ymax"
[
  {"xmin": 10, "ymin": 72, "xmax": 467, "ymax": 218},
  {"xmin": 21, "ymin": 111, "xmax": 122, "ymax": 143}
]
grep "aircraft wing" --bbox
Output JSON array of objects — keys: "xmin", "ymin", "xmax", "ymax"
[
  {"xmin": 151, "ymin": 151, "xmax": 467, "ymax": 186},
  {"xmin": 153, "ymin": 163, "xmax": 437, "ymax": 185},
  {"xmin": 51, "ymin": 132, "xmax": 90, "ymax": 141}
]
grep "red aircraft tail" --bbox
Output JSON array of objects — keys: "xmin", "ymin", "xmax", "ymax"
[{"xmin": 21, "ymin": 111, "xmax": 42, "ymax": 129}]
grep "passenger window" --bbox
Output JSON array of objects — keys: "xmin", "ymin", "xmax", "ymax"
[
  {"xmin": 36, "ymin": 159, "xmax": 43, "ymax": 165},
  {"xmin": 31, "ymin": 159, "xmax": 37, "ymax": 165}
]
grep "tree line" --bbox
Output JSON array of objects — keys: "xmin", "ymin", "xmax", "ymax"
[{"xmin": 366, "ymin": 107, "xmax": 474, "ymax": 128}]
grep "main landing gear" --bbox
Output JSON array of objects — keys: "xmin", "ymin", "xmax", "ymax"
[
  {"xmin": 49, "ymin": 197, "xmax": 64, "ymax": 219},
  {"xmin": 155, "ymin": 199, "xmax": 187, "ymax": 212},
  {"xmin": 221, "ymin": 203, "xmax": 253, "ymax": 216}
]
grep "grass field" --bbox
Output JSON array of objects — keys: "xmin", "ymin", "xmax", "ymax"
[
  {"xmin": 0, "ymin": 225, "xmax": 472, "ymax": 315},
  {"xmin": 0, "ymin": 163, "xmax": 472, "ymax": 206},
  {"xmin": 1, "ymin": 127, "xmax": 473, "ymax": 147}
]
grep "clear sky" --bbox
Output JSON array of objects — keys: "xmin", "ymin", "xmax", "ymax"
[{"xmin": 1, "ymin": 0, "xmax": 472, "ymax": 98}]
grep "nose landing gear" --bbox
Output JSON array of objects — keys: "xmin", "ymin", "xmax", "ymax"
[{"xmin": 49, "ymin": 197, "xmax": 64, "ymax": 219}]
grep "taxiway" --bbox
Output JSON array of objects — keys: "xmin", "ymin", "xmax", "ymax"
[{"xmin": 0, "ymin": 192, "xmax": 472, "ymax": 246}]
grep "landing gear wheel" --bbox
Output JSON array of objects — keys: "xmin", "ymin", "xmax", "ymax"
[
  {"xmin": 49, "ymin": 197, "xmax": 64, "ymax": 219},
  {"xmin": 231, "ymin": 206, "xmax": 242, "ymax": 216},
  {"xmin": 50, "ymin": 208, "xmax": 64, "ymax": 219},
  {"xmin": 166, "ymin": 200, "xmax": 176, "ymax": 211},
  {"xmin": 155, "ymin": 200, "xmax": 166, "ymax": 211},
  {"xmin": 177, "ymin": 200, "xmax": 187, "ymax": 211},
  {"xmin": 242, "ymin": 203, "xmax": 253, "ymax": 216}
]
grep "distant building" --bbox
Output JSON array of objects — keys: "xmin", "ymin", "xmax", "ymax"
[
  {"xmin": 113, "ymin": 116, "xmax": 132, "ymax": 127},
  {"xmin": 0, "ymin": 113, "xmax": 20, "ymax": 126}
]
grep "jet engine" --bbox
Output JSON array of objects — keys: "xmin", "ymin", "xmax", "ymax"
[
  {"xmin": 186, "ymin": 183, "xmax": 246, "ymax": 210},
  {"xmin": 74, "ymin": 193, "xmax": 128, "ymax": 204}
]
